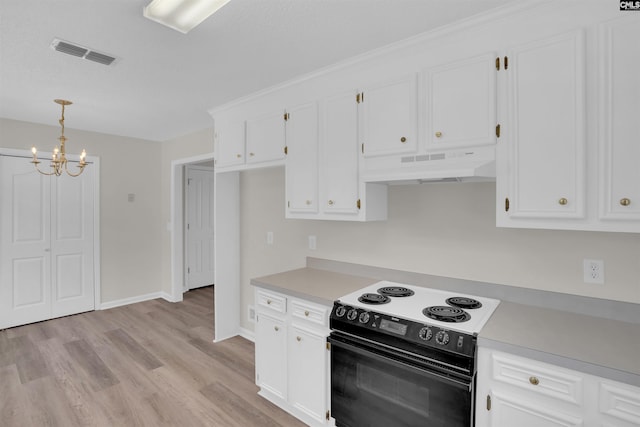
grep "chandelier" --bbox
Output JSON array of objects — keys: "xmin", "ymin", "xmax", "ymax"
[{"xmin": 31, "ymin": 99, "xmax": 87, "ymax": 177}]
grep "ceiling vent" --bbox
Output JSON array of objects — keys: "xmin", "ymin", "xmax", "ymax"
[{"xmin": 51, "ymin": 38, "xmax": 118, "ymax": 66}]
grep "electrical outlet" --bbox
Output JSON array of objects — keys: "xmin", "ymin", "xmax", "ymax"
[
  {"xmin": 248, "ymin": 305, "xmax": 255, "ymax": 323},
  {"xmin": 266, "ymin": 231, "xmax": 274, "ymax": 245},
  {"xmin": 308, "ymin": 235, "xmax": 317, "ymax": 250},
  {"xmin": 583, "ymin": 259, "xmax": 604, "ymax": 284}
]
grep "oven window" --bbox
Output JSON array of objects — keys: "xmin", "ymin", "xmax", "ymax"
[{"xmin": 331, "ymin": 338, "xmax": 472, "ymax": 427}]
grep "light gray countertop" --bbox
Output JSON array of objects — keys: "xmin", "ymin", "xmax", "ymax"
[
  {"xmin": 479, "ymin": 301, "xmax": 640, "ymax": 386},
  {"xmin": 251, "ymin": 265, "xmax": 640, "ymax": 387},
  {"xmin": 250, "ymin": 267, "xmax": 378, "ymax": 306}
]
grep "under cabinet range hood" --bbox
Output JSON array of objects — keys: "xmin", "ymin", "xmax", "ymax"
[{"xmin": 361, "ymin": 146, "xmax": 496, "ymax": 184}]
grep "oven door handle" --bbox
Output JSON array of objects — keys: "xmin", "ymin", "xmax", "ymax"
[{"xmin": 330, "ymin": 336, "xmax": 472, "ymax": 391}]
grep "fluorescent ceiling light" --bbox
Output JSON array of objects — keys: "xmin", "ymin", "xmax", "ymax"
[{"xmin": 143, "ymin": 0, "xmax": 230, "ymax": 34}]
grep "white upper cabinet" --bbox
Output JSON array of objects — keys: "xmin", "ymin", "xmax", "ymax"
[
  {"xmin": 425, "ymin": 53, "xmax": 497, "ymax": 150},
  {"xmin": 502, "ymin": 30, "xmax": 586, "ymax": 220},
  {"xmin": 213, "ymin": 117, "xmax": 245, "ymax": 168},
  {"xmin": 246, "ymin": 110, "xmax": 286, "ymax": 165},
  {"xmin": 322, "ymin": 91, "xmax": 360, "ymax": 214},
  {"xmin": 598, "ymin": 16, "xmax": 640, "ymax": 222},
  {"xmin": 285, "ymin": 102, "xmax": 319, "ymax": 214},
  {"xmin": 360, "ymin": 74, "xmax": 418, "ymax": 158},
  {"xmin": 285, "ymin": 91, "xmax": 387, "ymax": 221}
]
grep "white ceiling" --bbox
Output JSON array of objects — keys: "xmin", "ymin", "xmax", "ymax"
[{"xmin": 0, "ymin": 0, "xmax": 516, "ymax": 142}]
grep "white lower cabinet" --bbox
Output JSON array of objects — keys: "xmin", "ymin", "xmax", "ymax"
[
  {"xmin": 254, "ymin": 287, "xmax": 332, "ymax": 426},
  {"xmin": 476, "ymin": 348, "xmax": 640, "ymax": 427},
  {"xmin": 255, "ymin": 312, "xmax": 287, "ymax": 400}
]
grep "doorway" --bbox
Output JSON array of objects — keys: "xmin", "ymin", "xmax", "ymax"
[
  {"xmin": 185, "ymin": 164, "xmax": 215, "ymax": 290},
  {"xmin": 169, "ymin": 153, "xmax": 214, "ymax": 303}
]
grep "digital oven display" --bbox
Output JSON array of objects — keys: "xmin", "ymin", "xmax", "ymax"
[{"xmin": 379, "ymin": 318, "xmax": 408, "ymax": 336}]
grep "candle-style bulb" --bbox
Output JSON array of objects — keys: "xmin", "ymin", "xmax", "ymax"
[{"xmin": 31, "ymin": 146, "xmax": 37, "ymax": 155}]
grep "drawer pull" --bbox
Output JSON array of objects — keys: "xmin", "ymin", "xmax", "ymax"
[
  {"xmin": 620, "ymin": 198, "xmax": 631, "ymax": 206},
  {"xmin": 400, "ymin": 136, "xmax": 407, "ymax": 143},
  {"xmin": 435, "ymin": 131, "xmax": 442, "ymax": 138},
  {"xmin": 267, "ymin": 299, "xmax": 272, "ymax": 305},
  {"xmin": 296, "ymin": 336, "xmax": 302, "ymax": 342},
  {"xmin": 558, "ymin": 198, "xmax": 568, "ymax": 206},
  {"xmin": 304, "ymin": 310, "xmax": 310, "ymax": 317},
  {"xmin": 274, "ymin": 326, "xmax": 279, "ymax": 332},
  {"xmin": 529, "ymin": 376, "xmax": 540, "ymax": 386}
]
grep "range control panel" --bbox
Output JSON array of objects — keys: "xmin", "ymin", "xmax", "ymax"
[{"xmin": 330, "ymin": 302, "xmax": 476, "ymax": 358}]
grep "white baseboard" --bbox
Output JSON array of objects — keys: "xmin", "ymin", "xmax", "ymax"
[
  {"xmin": 100, "ymin": 291, "xmax": 166, "ymax": 310},
  {"xmin": 239, "ymin": 327, "xmax": 255, "ymax": 342}
]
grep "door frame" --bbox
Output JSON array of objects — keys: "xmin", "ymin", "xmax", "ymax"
[
  {"xmin": 169, "ymin": 153, "xmax": 214, "ymax": 303},
  {"xmin": 0, "ymin": 147, "xmax": 101, "ymax": 311}
]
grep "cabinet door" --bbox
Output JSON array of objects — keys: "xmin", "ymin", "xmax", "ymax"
[
  {"xmin": 214, "ymin": 117, "xmax": 245, "ymax": 168},
  {"xmin": 288, "ymin": 325, "xmax": 328, "ymax": 424},
  {"xmin": 505, "ymin": 30, "xmax": 586, "ymax": 219},
  {"xmin": 426, "ymin": 53, "xmax": 497, "ymax": 150},
  {"xmin": 598, "ymin": 17, "xmax": 640, "ymax": 221},
  {"xmin": 246, "ymin": 110, "xmax": 286, "ymax": 165},
  {"xmin": 255, "ymin": 313, "xmax": 287, "ymax": 400},
  {"xmin": 285, "ymin": 102, "xmax": 319, "ymax": 214},
  {"xmin": 361, "ymin": 75, "xmax": 418, "ymax": 157},
  {"xmin": 322, "ymin": 91, "xmax": 359, "ymax": 214}
]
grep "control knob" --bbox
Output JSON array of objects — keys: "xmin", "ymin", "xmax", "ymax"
[
  {"xmin": 435, "ymin": 331, "xmax": 450, "ymax": 345},
  {"xmin": 347, "ymin": 309, "xmax": 358, "ymax": 321},
  {"xmin": 358, "ymin": 312, "xmax": 370, "ymax": 324},
  {"xmin": 335, "ymin": 305, "xmax": 347, "ymax": 317},
  {"xmin": 418, "ymin": 327, "xmax": 433, "ymax": 341}
]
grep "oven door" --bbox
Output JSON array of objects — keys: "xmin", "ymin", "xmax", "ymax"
[{"xmin": 329, "ymin": 332, "xmax": 474, "ymax": 427}]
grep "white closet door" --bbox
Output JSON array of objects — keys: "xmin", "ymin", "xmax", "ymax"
[
  {"xmin": 186, "ymin": 166, "xmax": 215, "ymax": 290},
  {"xmin": 50, "ymin": 166, "xmax": 95, "ymax": 317},
  {"xmin": 0, "ymin": 154, "xmax": 95, "ymax": 328},
  {"xmin": 0, "ymin": 155, "xmax": 53, "ymax": 328}
]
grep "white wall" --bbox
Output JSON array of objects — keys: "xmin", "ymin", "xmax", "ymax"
[
  {"xmin": 0, "ymin": 117, "xmax": 164, "ymax": 303},
  {"xmin": 240, "ymin": 167, "xmax": 640, "ymax": 331}
]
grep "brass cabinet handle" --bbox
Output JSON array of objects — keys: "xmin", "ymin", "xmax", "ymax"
[
  {"xmin": 266, "ymin": 299, "xmax": 272, "ymax": 305},
  {"xmin": 529, "ymin": 376, "xmax": 539, "ymax": 386},
  {"xmin": 400, "ymin": 137, "xmax": 407, "ymax": 143},
  {"xmin": 249, "ymin": 152, "xmax": 255, "ymax": 157},
  {"xmin": 274, "ymin": 326, "xmax": 279, "ymax": 331},
  {"xmin": 304, "ymin": 310, "xmax": 310, "ymax": 316},
  {"xmin": 558, "ymin": 198, "xmax": 568, "ymax": 206},
  {"xmin": 236, "ymin": 154, "xmax": 242, "ymax": 158},
  {"xmin": 305, "ymin": 200, "xmax": 311, "ymax": 205},
  {"xmin": 620, "ymin": 198, "xmax": 631, "ymax": 206},
  {"xmin": 328, "ymin": 200, "xmax": 334, "ymax": 206},
  {"xmin": 296, "ymin": 336, "xmax": 302, "ymax": 342},
  {"xmin": 435, "ymin": 132, "xmax": 442, "ymax": 138}
]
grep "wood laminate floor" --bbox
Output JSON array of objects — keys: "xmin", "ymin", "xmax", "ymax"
[{"xmin": 0, "ymin": 286, "xmax": 306, "ymax": 427}]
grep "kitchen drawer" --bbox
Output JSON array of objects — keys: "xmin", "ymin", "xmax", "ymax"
[
  {"xmin": 490, "ymin": 351, "xmax": 583, "ymax": 405},
  {"xmin": 599, "ymin": 380, "xmax": 640, "ymax": 425},
  {"xmin": 257, "ymin": 289, "xmax": 287, "ymax": 314},
  {"xmin": 290, "ymin": 299, "xmax": 328, "ymax": 327}
]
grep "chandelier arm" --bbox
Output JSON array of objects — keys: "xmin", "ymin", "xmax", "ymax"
[
  {"xmin": 31, "ymin": 160, "xmax": 57, "ymax": 176},
  {"xmin": 64, "ymin": 160, "xmax": 86, "ymax": 177}
]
